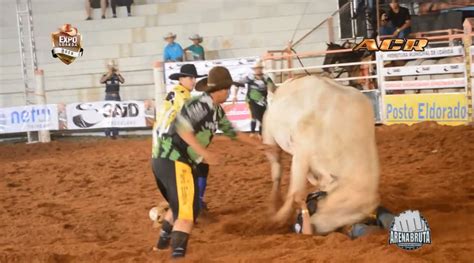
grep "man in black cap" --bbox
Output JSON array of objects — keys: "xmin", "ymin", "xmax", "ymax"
[
  {"xmin": 152, "ymin": 63, "xmax": 206, "ymax": 219},
  {"xmin": 152, "ymin": 66, "xmax": 260, "ymax": 259}
]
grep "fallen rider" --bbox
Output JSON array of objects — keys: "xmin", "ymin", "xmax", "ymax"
[{"xmin": 292, "ymin": 191, "xmax": 395, "ymax": 238}]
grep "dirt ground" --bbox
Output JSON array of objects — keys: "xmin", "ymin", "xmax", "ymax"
[{"xmin": 0, "ymin": 123, "xmax": 473, "ymax": 263}]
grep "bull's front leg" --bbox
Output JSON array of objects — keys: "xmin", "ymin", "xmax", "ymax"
[
  {"xmin": 273, "ymin": 153, "xmax": 309, "ymax": 223},
  {"xmin": 265, "ymin": 145, "xmax": 283, "ymax": 213}
]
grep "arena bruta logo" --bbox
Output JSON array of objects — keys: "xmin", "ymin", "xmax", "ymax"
[
  {"xmin": 51, "ymin": 24, "xmax": 84, "ymax": 65},
  {"xmin": 389, "ymin": 210, "xmax": 431, "ymax": 250}
]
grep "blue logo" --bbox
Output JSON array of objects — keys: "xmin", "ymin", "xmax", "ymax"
[{"xmin": 10, "ymin": 107, "xmax": 52, "ymax": 124}]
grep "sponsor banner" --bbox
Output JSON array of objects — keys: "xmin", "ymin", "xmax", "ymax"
[
  {"xmin": 0, "ymin": 104, "xmax": 59, "ymax": 134},
  {"xmin": 384, "ymin": 93, "xmax": 469, "ymax": 126},
  {"xmin": 164, "ymin": 57, "xmax": 260, "ymax": 102},
  {"xmin": 383, "ymin": 63, "xmax": 465, "ymax": 77},
  {"xmin": 66, "ymin": 100, "xmax": 146, "ymax": 129},
  {"xmin": 383, "ymin": 78, "xmax": 466, "ymax": 90},
  {"xmin": 380, "ymin": 46, "xmax": 463, "ymax": 61},
  {"xmin": 221, "ymin": 102, "xmax": 252, "ymax": 132}
]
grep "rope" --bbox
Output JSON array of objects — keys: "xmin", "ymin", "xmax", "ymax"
[
  {"xmin": 289, "ymin": 0, "xmax": 312, "ymax": 44},
  {"xmin": 290, "ymin": 47, "xmax": 311, "ymax": 76}
]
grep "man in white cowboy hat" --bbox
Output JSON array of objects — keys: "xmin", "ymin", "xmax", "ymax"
[
  {"xmin": 233, "ymin": 60, "xmax": 276, "ymax": 136},
  {"xmin": 184, "ymin": 34, "xmax": 205, "ymax": 61},
  {"xmin": 100, "ymin": 59, "xmax": 125, "ymax": 139},
  {"xmin": 163, "ymin": 32, "xmax": 184, "ymax": 62}
]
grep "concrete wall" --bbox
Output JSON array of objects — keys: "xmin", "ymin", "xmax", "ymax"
[{"xmin": 0, "ymin": 0, "xmax": 340, "ymax": 107}]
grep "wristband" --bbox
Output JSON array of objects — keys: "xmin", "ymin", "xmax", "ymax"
[{"xmin": 301, "ymin": 209, "xmax": 309, "ymax": 215}]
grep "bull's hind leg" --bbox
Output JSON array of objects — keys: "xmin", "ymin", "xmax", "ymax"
[{"xmin": 265, "ymin": 145, "xmax": 283, "ymax": 213}]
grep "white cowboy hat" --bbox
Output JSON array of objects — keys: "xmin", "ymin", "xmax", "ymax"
[
  {"xmin": 189, "ymin": 34, "xmax": 203, "ymax": 42},
  {"xmin": 163, "ymin": 32, "xmax": 177, "ymax": 40},
  {"xmin": 252, "ymin": 60, "xmax": 264, "ymax": 69},
  {"xmin": 107, "ymin": 59, "xmax": 118, "ymax": 67}
]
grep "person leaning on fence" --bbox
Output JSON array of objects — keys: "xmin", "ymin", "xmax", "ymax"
[
  {"xmin": 163, "ymin": 32, "xmax": 184, "ymax": 62},
  {"xmin": 85, "ymin": 0, "xmax": 107, "ymax": 20},
  {"xmin": 387, "ymin": 0, "xmax": 411, "ymax": 38},
  {"xmin": 100, "ymin": 59, "xmax": 124, "ymax": 139},
  {"xmin": 111, "ymin": 0, "xmax": 133, "ymax": 18},
  {"xmin": 184, "ymin": 34, "xmax": 205, "ymax": 61},
  {"xmin": 152, "ymin": 66, "xmax": 260, "ymax": 259},
  {"xmin": 151, "ymin": 64, "xmax": 211, "ymax": 214},
  {"xmin": 233, "ymin": 60, "xmax": 276, "ymax": 137}
]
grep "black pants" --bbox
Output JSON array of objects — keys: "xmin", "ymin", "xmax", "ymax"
[
  {"xmin": 248, "ymin": 100, "xmax": 266, "ymax": 134},
  {"xmin": 111, "ymin": 0, "xmax": 132, "ymax": 14},
  {"xmin": 152, "ymin": 158, "xmax": 200, "ymax": 222},
  {"xmin": 104, "ymin": 92, "xmax": 121, "ymax": 137}
]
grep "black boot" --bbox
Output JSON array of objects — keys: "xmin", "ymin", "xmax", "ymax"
[
  {"xmin": 170, "ymin": 231, "xmax": 189, "ymax": 258},
  {"xmin": 156, "ymin": 220, "xmax": 173, "ymax": 249}
]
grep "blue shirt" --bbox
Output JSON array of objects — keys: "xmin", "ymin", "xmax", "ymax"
[{"xmin": 164, "ymin": 42, "xmax": 184, "ymax": 62}]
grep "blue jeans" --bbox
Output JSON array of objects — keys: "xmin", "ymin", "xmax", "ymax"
[
  {"xmin": 105, "ymin": 92, "xmax": 121, "ymax": 137},
  {"xmin": 396, "ymin": 28, "xmax": 411, "ymax": 38},
  {"xmin": 380, "ymin": 27, "xmax": 410, "ymax": 39}
]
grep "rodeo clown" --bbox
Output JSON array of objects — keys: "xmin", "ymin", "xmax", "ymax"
[
  {"xmin": 152, "ymin": 66, "xmax": 260, "ymax": 258},
  {"xmin": 152, "ymin": 64, "xmax": 212, "ymax": 213},
  {"xmin": 232, "ymin": 60, "xmax": 276, "ymax": 136}
]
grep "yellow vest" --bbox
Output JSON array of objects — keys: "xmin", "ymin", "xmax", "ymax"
[{"xmin": 152, "ymin": 85, "xmax": 191, "ymax": 158}]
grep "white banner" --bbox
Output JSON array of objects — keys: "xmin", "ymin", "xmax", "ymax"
[
  {"xmin": 0, "ymin": 104, "xmax": 59, "ymax": 134},
  {"xmin": 164, "ymin": 57, "xmax": 260, "ymax": 102},
  {"xmin": 380, "ymin": 46, "xmax": 463, "ymax": 61},
  {"xmin": 383, "ymin": 78, "xmax": 466, "ymax": 90},
  {"xmin": 383, "ymin": 63, "xmax": 465, "ymax": 77},
  {"xmin": 52, "ymin": 47, "xmax": 83, "ymax": 58},
  {"xmin": 66, "ymin": 100, "xmax": 146, "ymax": 129}
]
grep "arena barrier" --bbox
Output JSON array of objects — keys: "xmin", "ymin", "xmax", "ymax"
[
  {"xmin": 376, "ymin": 45, "xmax": 472, "ymax": 126},
  {"xmin": 262, "ymin": 21, "xmax": 474, "ymax": 126},
  {"xmin": 0, "ymin": 100, "xmax": 153, "ymax": 135}
]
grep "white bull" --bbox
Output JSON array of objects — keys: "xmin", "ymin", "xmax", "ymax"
[{"xmin": 263, "ymin": 76, "xmax": 380, "ymax": 235}]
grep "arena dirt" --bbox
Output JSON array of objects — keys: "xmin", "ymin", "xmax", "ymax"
[{"xmin": 0, "ymin": 123, "xmax": 473, "ymax": 262}]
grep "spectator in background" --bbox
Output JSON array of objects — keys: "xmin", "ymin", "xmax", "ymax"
[
  {"xmin": 163, "ymin": 32, "xmax": 184, "ymax": 62},
  {"xmin": 85, "ymin": 0, "xmax": 107, "ymax": 20},
  {"xmin": 233, "ymin": 60, "xmax": 275, "ymax": 137},
  {"xmin": 111, "ymin": 0, "xmax": 133, "ymax": 17},
  {"xmin": 100, "ymin": 59, "xmax": 125, "ymax": 139},
  {"xmin": 387, "ymin": 0, "xmax": 411, "ymax": 38},
  {"xmin": 184, "ymin": 34, "xmax": 205, "ymax": 61},
  {"xmin": 379, "ymin": 10, "xmax": 395, "ymax": 38}
]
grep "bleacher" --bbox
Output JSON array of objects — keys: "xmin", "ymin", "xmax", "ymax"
[{"xmin": 0, "ymin": 0, "xmax": 339, "ymax": 108}]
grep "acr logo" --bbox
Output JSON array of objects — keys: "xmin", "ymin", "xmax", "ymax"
[{"xmin": 353, "ymin": 38, "xmax": 429, "ymax": 52}]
